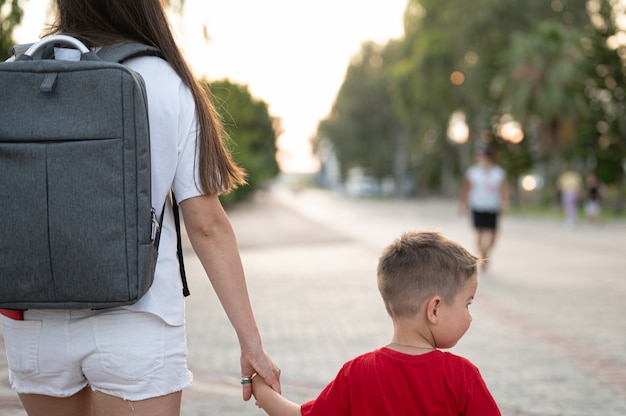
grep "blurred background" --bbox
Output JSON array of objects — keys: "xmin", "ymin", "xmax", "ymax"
[{"xmin": 4, "ymin": 0, "xmax": 625, "ymax": 216}]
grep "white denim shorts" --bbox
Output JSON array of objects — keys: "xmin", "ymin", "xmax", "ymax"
[{"xmin": 0, "ymin": 308, "xmax": 192, "ymax": 401}]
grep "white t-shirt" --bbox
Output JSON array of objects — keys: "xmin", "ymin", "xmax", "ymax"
[
  {"xmin": 465, "ymin": 164, "xmax": 506, "ymax": 212},
  {"xmin": 121, "ymin": 56, "xmax": 203, "ymax": 326}
]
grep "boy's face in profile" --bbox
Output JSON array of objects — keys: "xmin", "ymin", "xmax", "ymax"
[{"xmin": 432, "ymin": 274, "xmax": 478, "ymax": 349}]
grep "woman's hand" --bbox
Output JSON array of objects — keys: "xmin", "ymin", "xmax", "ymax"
[{"xmin": 241, "ymin": 348, "xmax": 281, "ymax": 401}]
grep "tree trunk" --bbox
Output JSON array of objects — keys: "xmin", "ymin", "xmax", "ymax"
[
  {"xmin": 613, "ymin": 169, "xmax": 625, "ymax": 214},
  {"xmin": 393, "ymin": 129, "xmax": 409, "ymax": 198}
]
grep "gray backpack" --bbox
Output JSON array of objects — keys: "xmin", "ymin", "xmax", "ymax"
[{"xmin": 0, "ymin": 35, "xmax": 187, "ymax": 310}]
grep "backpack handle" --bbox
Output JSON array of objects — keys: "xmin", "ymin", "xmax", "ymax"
[{"xmin": 22, "ymin": 35, "xmax": 92, "ymax": 59}]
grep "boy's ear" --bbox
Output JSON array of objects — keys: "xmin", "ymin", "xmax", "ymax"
[{"xmin": 426, "ymin": 296, "xmax": 442, "ymax": 324}]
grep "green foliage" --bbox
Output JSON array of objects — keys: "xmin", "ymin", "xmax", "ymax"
[
  {"xmin": 316, "ymin": 42, "xmax": 398, "ymax": 181},
  {"xmin": 493, "ymin": 21, "xmax": 588, "ymax": 130},
  {"xmin": 575, "ymin": 0, "xmax": 626, "ymax": 211},
  {"xmin": 208, "ymin": 79, "xmax": 280, "ymax": 205},
  {"xmin": 314, "ymin": 0, "xmax": 625, "ymax": 207},
  {"xmin": 0, "ymin": 0, "xmax": 24, "ymax": 61},
  {"xmin": 491, "ymin": 19, "xmax": 589, "ymax": 193}
]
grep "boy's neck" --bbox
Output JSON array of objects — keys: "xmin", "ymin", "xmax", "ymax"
[{"xmin": 385, "ymin": 342, "xmax": 436, "ymax": 355}]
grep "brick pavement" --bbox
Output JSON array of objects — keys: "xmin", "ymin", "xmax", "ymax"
[
  {"xmin": 261, "ymin": 188, "xmax": 626, "ymax": 416},
  {"xmin": 1, "ymin": 186, "xmax": 625, "ymax": 415}
]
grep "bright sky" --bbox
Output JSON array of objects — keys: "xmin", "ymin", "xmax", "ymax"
[{"xmin": 14, "ymin": 0, "xmax": 407, "ymax": 173}]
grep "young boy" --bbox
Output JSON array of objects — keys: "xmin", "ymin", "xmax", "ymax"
[{"xmin": 251, "ymin": 230, "xmax": 501, "ymax": 415}]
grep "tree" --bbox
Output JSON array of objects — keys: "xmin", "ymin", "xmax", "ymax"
[
  {"xmin": 315, "ymin": 42, "xmax": 398, "ymax": 183},
  {"xmin": 397, "ymin": 0, "xmax": 590, "ymax": 195},
  {"xmin": 577, "ymin": 0, "xmax": 626, "ymax": 212},
  {"xmin": 0, "ymin": 0, "xmax": 24, "ymax": 61},
  {"xmin": 208, "ymin": 79, "xmax": 280, "ymax": 204},
  {"xmin": 491, "ymin": 20, "xmax": 589, "ymax": 188}
]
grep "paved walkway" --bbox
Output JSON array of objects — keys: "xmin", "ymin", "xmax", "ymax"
[{"xmin": 1, "ymin": 186, "xmax": 625, "ymax": 415}]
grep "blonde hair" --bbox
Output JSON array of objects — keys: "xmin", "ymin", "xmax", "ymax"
[
  {"xmin": 47, "ymin": 0, "xmax": 246, "ymax": 194},
  {"xmin": 377, "ymin": 230, "xmax": 479, "ymax": 318}
]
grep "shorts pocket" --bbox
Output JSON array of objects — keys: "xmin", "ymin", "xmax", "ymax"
[
  {"xmin": 90, "ymin": 312, "xmax": 165, "ymax": 380},
  {"xmin": 0, "ymin": 316, "xmax": 42, "ymax": 377}
]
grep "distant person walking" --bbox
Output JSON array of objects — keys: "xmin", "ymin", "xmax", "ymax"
[
  {"xmin": 459, "ymin": 146, "xmax": 509, "ymax": 269},
  {"xmin": 584, "ymin": 171, "xmax": 603, "ymax": 223},
  {"xmin": 556, "ymin": 164, "xmax": 583, "ymax": 228}
]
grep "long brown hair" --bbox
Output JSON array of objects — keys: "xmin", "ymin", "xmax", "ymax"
[{"xmin": 46, "ymin": 0, "xmax": 247, "ymax": 194}]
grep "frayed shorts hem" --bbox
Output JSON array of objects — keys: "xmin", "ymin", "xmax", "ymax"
[{"xmin": 91, "ymin": 376, "xmax": 193, "ymax": 402}]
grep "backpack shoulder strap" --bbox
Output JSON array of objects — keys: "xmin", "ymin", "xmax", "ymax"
[
  {"xmin": 96, "ymin": 42, "xmax": 163, "ymax": 64},
  {"xmin": 171, "ymin": 194, "xmax": 190, "ymax": 297},
  {"xmin": 153, "ymin": 194, "xmax": 189, "ymax": 298}
]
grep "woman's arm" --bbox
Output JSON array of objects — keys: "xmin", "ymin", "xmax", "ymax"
[
  {"xmin": 459, "ymin": 177, "xmax": 471, "ymax": 214},
  {"xmin": 180, "ymin": 194, "xmax": 281, "ymax": 400}
]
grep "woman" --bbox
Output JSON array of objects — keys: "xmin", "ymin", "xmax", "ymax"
[
  {"xmin": 556, "ymin": 164, "xmax": 583, "ymax": 227},
  {"xmin": 0, "ymin": 1, "xmax": 280, "ymax": 415},
  {"xmin": 459, "ymin": 146, "xmax": 509, "ymax": 270}
]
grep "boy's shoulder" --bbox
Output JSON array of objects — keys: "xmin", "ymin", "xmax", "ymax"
[
  {"xmin": 439, "ymin": 351, "xmax": 481, "ymax": 370},
  {"xmin": 341, "ymin": 348, "xmax": 467, "ymax": 367},
  {"xmin": 340, "ymin": 349, "xmax": 381, "ymax": 367},
  {"xmin": 339, "ymin": 348, "xmax": 480, "ymax": 373}
]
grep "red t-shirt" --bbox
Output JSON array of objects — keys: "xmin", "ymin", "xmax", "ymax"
[{"xmin": 301, "ymin": 348, "xmax": 501, "ymax": 416}]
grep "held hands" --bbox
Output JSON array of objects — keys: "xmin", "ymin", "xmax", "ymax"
[
  {"xmin": 240, "ymin": 348, "xmax": 281, "ymax": 401},
  {"xmin": 251, "ymin": 374, "xmax": 270, "ymax": 409},
  {"xmin": 251, "ymin": 372, "xmax": 303, "ymax": 416}
]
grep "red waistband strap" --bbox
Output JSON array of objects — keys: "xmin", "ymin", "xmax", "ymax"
[{"xmin": 0, "ymin": 309, "xmax": 24, "ymax": 320}]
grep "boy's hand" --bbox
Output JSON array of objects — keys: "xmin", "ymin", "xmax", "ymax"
[
  {"xmin": 251, "ymin": 374, "xmax": 303, "ymax": 416},
  {"xmin": 251, "ymin": 374, "xmax": 270, "ymax": 408}
]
